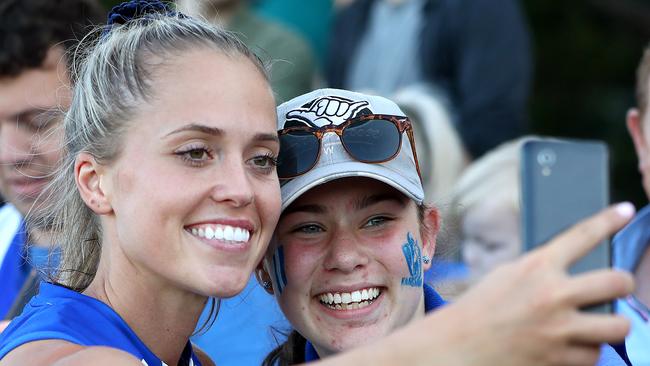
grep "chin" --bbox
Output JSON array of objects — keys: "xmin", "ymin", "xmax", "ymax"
[
  {"xmin": 201, "ymin": 268, "xmax": 252, "ymax": 298},
  {"xmin": 320, "ymin": 334, "xmax": 377, "ymax": 357}
]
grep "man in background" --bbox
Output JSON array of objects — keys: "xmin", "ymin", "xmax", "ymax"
[
  {"xmin": 614, "ymin": 46, "xmax": 650, "ymax": 365},
  {"xmin": 0, "ymin": 0, "xmax": 104, "ymax": 320}
]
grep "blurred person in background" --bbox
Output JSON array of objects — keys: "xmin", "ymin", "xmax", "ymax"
[
  {"xmin": 326, "ymin": 0, "xmax": 532, "ymax": 159},
  {"xmin": 391, "ymin": 85, "xmax": 468, "ymax": 205},
  {"xmin": 253, "ymin": 0, "xmax": 332, "ymax": 64},
  {"xmin": 615, "ymin": 45, "xmax": 650, "ymax": 366},
  {"xmin": 0, "ymin": 0, "xmax": 104, "ymax": 321},
  {"xmin": 176, "ymin": 0, "xmax": 317, "ymax": 104},
  {"xmin": 450, "ymin": 137, "xmax": 530, "ymax": 282}
]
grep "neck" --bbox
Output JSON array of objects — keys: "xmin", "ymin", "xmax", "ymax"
[
  {"xmin": 634, "ymin": 246, "xmax": 650, "ymax": 307},
  {"xmin": 84, "ymin": 244, "xmax": 206, "ymax": 365}
]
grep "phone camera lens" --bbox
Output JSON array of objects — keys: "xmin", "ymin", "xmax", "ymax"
[{"xmin": 537, "ymin": 149, "xmax": 556, "ymax": 167}]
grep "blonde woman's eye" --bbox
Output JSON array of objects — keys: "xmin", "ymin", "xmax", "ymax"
[
  {"xmin": 250, "ymin": 154, "xmax": 278, "ymax": 169},
  {"xmin": 175, "ymin": 146, "xmax": 213, "ymax": 166}
]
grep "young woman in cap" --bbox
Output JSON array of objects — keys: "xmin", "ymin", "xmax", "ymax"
[
  {"xmin": 259, "ymin": 89, "xmax": 635, "ymax": 365},
  {"xmin": 0, "ymin": 1, "xmax": 635, "ymax": 365}
]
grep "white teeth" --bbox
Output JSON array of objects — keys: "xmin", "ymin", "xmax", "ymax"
[
  {"xmin": 341, "ymin": 293, "xmax": 351, "ymax": 303},
  {"xmin": 190, "ymin": 224, "xmax": 251, "ymax": 243},
  {"xmin": 224, "ymin": 226, "xmax": 234, "ymax": 241},
  {"xmin": 234, "ymin": 228, "xmax": 245, "ymax": 242},
  {"xmin": 351, "ymin": 291, "xmax": 361, "ymax": 302},
  {"xmin": 205, "ymin": 227, "xmax": 214, "ymax": 240},
  {"xmin": 215, "ymin": 226, "xmax": 224, "ymax": 240},
  {"xmin": 318, "ymin": 287, "xmax": 382, "ymax": 310}
]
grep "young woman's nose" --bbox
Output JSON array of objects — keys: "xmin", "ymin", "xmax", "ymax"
[{"xmin": 322, "ymin": 230, "xmax": 369, "ymax": 273}]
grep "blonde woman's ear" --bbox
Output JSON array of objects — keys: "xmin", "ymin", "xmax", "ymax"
[{"xmin": 75, "ymin": 152, "xmax": 112, "ymax": 215}]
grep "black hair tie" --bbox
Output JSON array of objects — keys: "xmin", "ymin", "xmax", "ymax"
[{"xmin": 104, "ymin": 0, "xmax": 186, "ymax": 35}]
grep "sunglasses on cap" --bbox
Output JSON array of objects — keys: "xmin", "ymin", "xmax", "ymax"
[{"xmin": 277, "ymin": 114, "xmax": 423, "ymax": 181}]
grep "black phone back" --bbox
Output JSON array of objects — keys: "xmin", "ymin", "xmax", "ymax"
[{"xmin": 521, "ymin": 139, "xmax": 611, "ymax": 313}]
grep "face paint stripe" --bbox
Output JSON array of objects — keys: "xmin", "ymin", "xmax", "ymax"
[
  {"xmin": 272, "ymin": 246, "xmax": 287, "ymax": 294},
  {"xmin": 401, "ymin": 232, "xmax": 423, "ymax": 287}
]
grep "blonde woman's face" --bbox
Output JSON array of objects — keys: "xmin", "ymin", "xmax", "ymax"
[
  {"xmin": 269, "ymin": 178, "xmax": 435, "ymax": 358},
  {"xmin": 100, "ymin": 49, "xmax": 280, "ymax": 298},
  {"xmin": 461, "ymin": 197, "xmax": 521, "ymax": 279}
]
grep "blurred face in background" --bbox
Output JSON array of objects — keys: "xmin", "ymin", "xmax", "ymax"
[
  {"xmin": 461, "ymin": 196, "xmax": 521, "ymax": 279},
  {"xmin": 0, "ymin": 47, "xmax": 68, "ymax": 216}
]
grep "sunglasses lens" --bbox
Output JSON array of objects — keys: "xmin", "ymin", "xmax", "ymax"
[
  {"xmin": 278, "ymin": 130, "xmax": 320, "ymax": 179},
  {"xmin": 342, "ymin": 118, "xmax": 400, "ymax": 162}
]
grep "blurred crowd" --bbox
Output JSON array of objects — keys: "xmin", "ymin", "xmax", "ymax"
[{"xmin": 0, "ymin": 0, "xmax": 649, "ymax": 365}]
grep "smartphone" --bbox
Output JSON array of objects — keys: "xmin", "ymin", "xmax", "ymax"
[{"xmin": 520, "ymin": 138, "xmax": 611, "ymax": 313}]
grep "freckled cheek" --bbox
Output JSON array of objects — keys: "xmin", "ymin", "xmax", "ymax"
[
  {"xmin": 282, "ymin": 244, "xmax": 321, "ymax": 287},
  {"xmin": 370, "ymin": 232, "xmax": 415, "ymax": 277}
]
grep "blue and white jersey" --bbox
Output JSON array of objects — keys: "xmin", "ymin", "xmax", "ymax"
[
  {"xmin": 0, "ymin": 282, "xmax": 202, "ymax": 366},
  {"xmin": 0, "ymin": 204, "xmax": 25, "ymax": 317}
]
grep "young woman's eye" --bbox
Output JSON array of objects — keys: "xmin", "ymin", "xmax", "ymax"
[
  {"xmin": 364, "ymin": 216, "xmax": 392, "ymax": 228},
  {"xmin": 175, "ymin": 146, "xmax": 213, "ymax": 166},
  {"xmin": 293, "ymin": 224, "xmax": 324, "ymax": 234},
  {"xmin": 249, "ymin": 153, "xmax": 278, "ymax": 172}
]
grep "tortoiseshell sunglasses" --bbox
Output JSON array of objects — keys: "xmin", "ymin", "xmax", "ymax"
[{"xmin": 277, "ymin": 114, "xmax": 422, "ymax": 181}]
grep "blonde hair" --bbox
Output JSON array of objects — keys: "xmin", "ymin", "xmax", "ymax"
[
  {"xmin": 392, "ymin": 86, "xmax": 469, "ymax": 205},
  {"xmin": 444, "ymin": 136, "xmax": 538, "ymax": 259},
  {"xmin": 31, "ymin": 13, "xmax": 269, "ymax": 291},
  {"xmin": 452, "ymin": 137, "xmax": 533, "ymax": 214}
]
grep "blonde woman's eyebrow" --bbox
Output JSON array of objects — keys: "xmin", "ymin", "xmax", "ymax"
[{"xmin": 164, "ymin": 123, "xmax": 223, "ymax": 138}]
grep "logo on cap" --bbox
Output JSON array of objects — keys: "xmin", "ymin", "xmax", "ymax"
[{"xmin": 284, "ymin": 96, "xmax": 372, "ymax": 128}]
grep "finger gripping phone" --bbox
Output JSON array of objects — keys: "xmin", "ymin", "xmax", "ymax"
[{"xmin": 520, "ymin": 139, "xmax": 611, "ymax": 313}]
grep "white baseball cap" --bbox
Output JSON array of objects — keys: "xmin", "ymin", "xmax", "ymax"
[{"xmin": 277, "ymin": 88, "xmax": 425, "ymax": 210}]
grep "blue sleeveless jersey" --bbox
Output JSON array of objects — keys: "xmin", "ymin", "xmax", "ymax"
[{"xmin": 0, "ymin": 282, "xmax": 203, "ymax": 366}]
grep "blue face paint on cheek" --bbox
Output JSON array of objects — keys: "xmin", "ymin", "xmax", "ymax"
[
  {"xmin": 271, "ymin": 245, "xmax": 288, "ymax": 294},
  {"xmin": 401, "ymin": 232, "xmax": 423, "ymax": 287}
]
